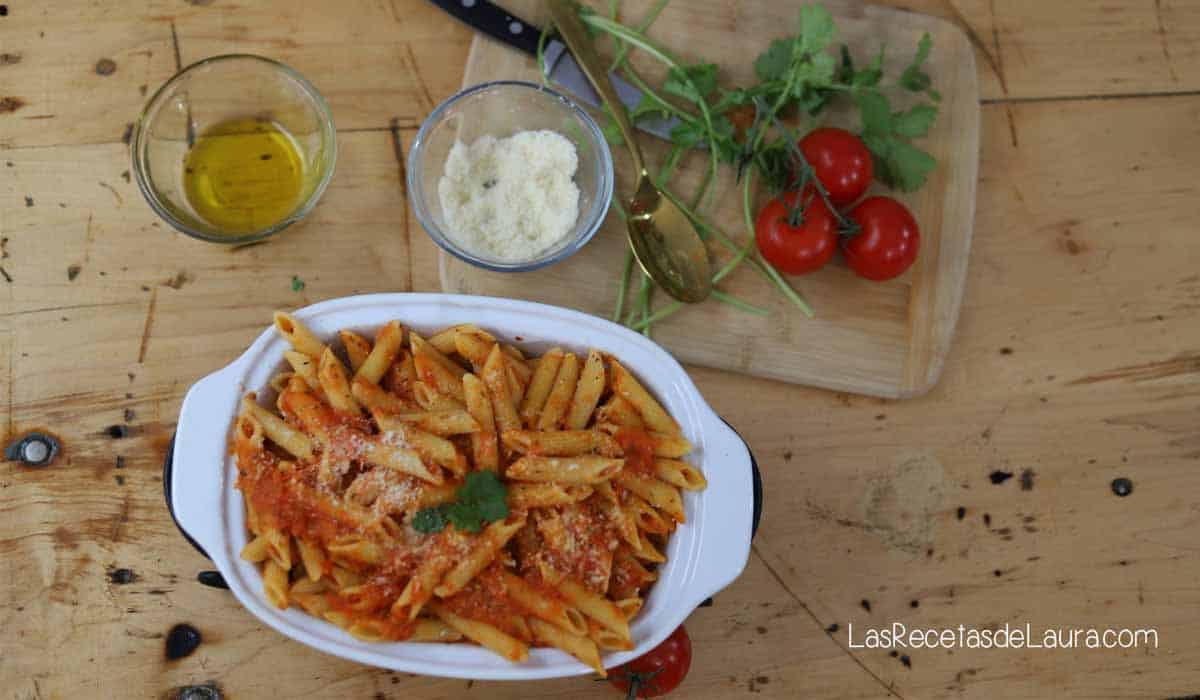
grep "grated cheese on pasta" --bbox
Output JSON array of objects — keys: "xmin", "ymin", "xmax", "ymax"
[{"xmin": 437, "ymin": 130, "xmax": 580, "ymax": 262}]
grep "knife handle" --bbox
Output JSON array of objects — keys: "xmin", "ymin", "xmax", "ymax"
[{"xmin": 428, "ymin": 0, "xmax": 543, "ymax": 57}]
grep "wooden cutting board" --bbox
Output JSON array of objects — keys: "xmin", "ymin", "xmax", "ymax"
[{"xmin": 442, "ymin": 0, "xmax": 979, "ymax": 398}]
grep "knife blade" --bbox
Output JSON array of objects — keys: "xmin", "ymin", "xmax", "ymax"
[{"xmin": 428, "ymin": 0, "xmax": 684, "ymax": 143}]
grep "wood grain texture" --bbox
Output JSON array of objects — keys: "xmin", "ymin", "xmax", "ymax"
[
  {"xmin": 444, "ymin": 0, "xmax": 979, "ymax": 398},
  {"xmin": 4, "ymin": 0, "xmax": 1200, "ymax": 698}
]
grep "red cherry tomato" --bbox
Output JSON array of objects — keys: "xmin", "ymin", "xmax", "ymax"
[
  {"xmin": 843, "ymin": 196, "xmax": 921, "ymax": 281},
  {"xmin": 609, "ymin": 626, "xmax": 692, "ymax": 698},
  {"xmin": 798, "ymin": 127, "xmax": 873, "ymax": 207},
  {"xmin": 754, "ymin": 189, "xmax": 838, "ymax": 275}
]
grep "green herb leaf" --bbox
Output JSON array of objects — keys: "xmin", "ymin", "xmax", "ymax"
[
  {"xmin": 853, "ymin": 44, "xmax": 885, "ymax": 87},
  {"xmin": 290, "ymin": 275, "xmax": 305, "ymax": 292},
  {"xmin": 630, "ymin": 93, "xmax": 671, "ymax": 123},
  {"xmin": 899, "ymin": 32, "xmax": 933, "ymax": 93},
  {"xmin": 883, "ymin": 138, "xmax": 937, "ymax": 192},
  {"xmin": 664, "ymin": 63, "xmax": 718, "ymax": 102},
  {"xmin": 411, "ymin": 506, "xmax": 447, "ymax": 534},
  {"xmin": 410, "ymin": 471, "xmax": 507, "ymax": 534},
  {"xmin": 599, "ymin": 109, "xmax": 625, "ymax": 146},
  {"xmin": 669, "ymin": 119, "xmax": 708, "ymax": 150},
  {"xmin": 855, "ymin": 89, "xmax": 892, "ymax": 134},
  {"xmin": 754, "ymin": 38, "xmax": 794, "ymax": 83},
  {"xmin": 797, "ymin": 4, "xmax": 836, "ymax": 55},
  {"xmin": 892, "ymin": 103, "xmax": 938, "ymax": 138}
]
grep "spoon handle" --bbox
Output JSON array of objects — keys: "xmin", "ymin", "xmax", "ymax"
[{"xmin": 544, "ymin": 0, "xmax": 645, "ymax": 177}]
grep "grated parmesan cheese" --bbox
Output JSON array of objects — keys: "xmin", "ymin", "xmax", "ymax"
[{"xmin": 437, "ymin": 130, "xmax": 580, "ymax": 262}]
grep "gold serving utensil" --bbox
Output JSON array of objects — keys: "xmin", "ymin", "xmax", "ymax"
[{"xmin": 544, "ymin": 0, "xmax": 712, "ymax": 303}]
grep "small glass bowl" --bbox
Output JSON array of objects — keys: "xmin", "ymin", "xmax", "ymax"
[
  {"xmin": 408, "ymin": 80, "xmax": 614, "ymax": 272},
  {"xmin": 131, "ymin": 54, "xmax": 337, "ymax": 244}
]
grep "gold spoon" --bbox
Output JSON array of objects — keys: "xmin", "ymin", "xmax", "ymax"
[{"xmin": 545, "ymin": 0, "xmax": 712, "ymax": 303}]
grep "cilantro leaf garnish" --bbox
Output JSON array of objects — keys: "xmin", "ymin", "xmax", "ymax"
[{"xmin": 410, "ymin": 471, "xmax": 509, "ymax": 534}]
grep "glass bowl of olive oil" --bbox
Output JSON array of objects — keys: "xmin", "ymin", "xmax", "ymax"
[{"xmin": 132, "ymin": 54, "xmax": 336, "ymax": 243}]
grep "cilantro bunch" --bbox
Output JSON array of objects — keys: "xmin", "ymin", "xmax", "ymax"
[
  {"xmin": 411, "ymin": 470, "xmax": 509, "ymax": 534},
  {"xmin": 546, "ymin": 2, "xmax": 942, "ymax": 330}
]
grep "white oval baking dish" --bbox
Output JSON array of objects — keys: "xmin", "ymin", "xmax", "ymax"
[{"xmin": 170, "ymin": 293, "xmax": 753, "ymax": 680}]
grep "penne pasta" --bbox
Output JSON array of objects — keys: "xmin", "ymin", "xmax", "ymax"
[
  {"xmin": 433, "ymin": 515, "xmax": 526, "ymax": 598},
  {"xmin": 624, "ymin": 492, "xmax": 673, "ymax": 535},
  {"xmin": 429, "ymin": 602, "xmax": 529, "ymax": 663},
  {"xmin": 483, "ymin": 344, "xmax": 521, "ymax": 436},
  {"xmin": 506, "ymin": 455, "xmax": 624, "ymax": 484},
  {"xmin": 507, "ymin": 482, "xmax": 593, "ymax": 509},
  {"xmin": 615, "ymin": 472, "xmax": 685, "ymax": 523},
  {"xmin": 356, "ymin": 320, "xmax": 403, "ymax": 385},
  {"xmin": 608, "ymin": 358, "xmax": 681, "ymax": 436},
  {"xmin": 241, "ymin": 393, "xmax": 313, "ymax": 460},
  {"xmin": 338, "ymin": 330, "xmax": 372, "ymax": 373},
  {"xmin": 318, "ymin": 347, "xmax": 361, "ymax": 415},
  {"xmin": 412, "ymin": 380, "xmax": 467, "ymax": 411},
  {"xmin": 296, "ymin": 538, "xmax": 327, "ymax": 581},
  {"xmin": 519, "ymin": 346, "xmax": 563, "ymax": 427},
  {"xmin": 381, "ymin": 408, "xmax": 480, "ymax": 436},
  {"xmin": 385, "ymin": 350, "xmax": 417, "ymax": 397},
  {"xmin": 352, "ymin": 376, "xmax": 418, "ymax": 414},
  {"xmin": 463, "ymin": 373, "xmax": 499, "ymax": 471},
  {"xmin": 263, "ymin": 560, "xmax": 290, "ymax": 609},
  {"xmin": 373, "ymin": 412, "xmax": 467, "ymax": 476},
  {"xmin": 240, "ymin": 535, "xmax": 270, "ymax": 563},
  {"xmin": 537, "ymin": 352, "xmax": 580, "ymax": 430},
  {"xmin": 557, "ymin": 578, "xmax": 630, "ymax": 643},
  {"xmin": 501, "ymin": 429, "xmax": 620, "ymax": 457},
  {"xmin": 530, "ymin": 617, "xmax": 605, "ymax": 675},
  {"xmin": 654, "ymin": 458, "xmax": 708, "ymax": 491},
  {"xmin": 273, "ymin": 311, "xmax": 324, "ymax": 358},
  {"xmin": 595, "ymin": 395, "xmax": 645, "ymax": 429},
  {"xmin": 499, "ymin": 570, "xmax": 588, "ymax": 636},
  {"xmin": 587, "ymin": 618, "xmax": 634, "ymax": 651},
  {"xmin": 410, "ymin": 617, "xmax": 464, "ymax": 642},
  {"xmin": 565, "ymin": 350, "xmax": 606, "ymax": 430}
]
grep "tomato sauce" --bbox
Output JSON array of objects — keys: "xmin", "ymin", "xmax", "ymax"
[{"xmin": 614, "ymin": 427, "xmax": 656, "ymax": 479}]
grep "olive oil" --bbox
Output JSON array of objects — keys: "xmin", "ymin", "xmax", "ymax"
[{"xmin": 182, "ymin": 116, "xmax": 305, "ymax": 234}]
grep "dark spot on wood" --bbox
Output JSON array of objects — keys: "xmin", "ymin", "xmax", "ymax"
[
  {"xmin": 999, "ymin": 347, "xmax": 1013, "ymax": 355},
  {"xmin": 185, "ymin": 0, "xmax": 214, "ymax": 4},
  {"xmin": 124, "ymin": 408, "xmax": 136, "ymax": 422},
  {"xmin": 1111, "ymin": 477, "xmax": 1133, "ymax": 497},
  {"xmin": 1, "ymin": 266, "xmax": 14, "ymax": 282},
  {"xmin": 926, "ymin": 548, "xmax": 934, "ymax": 558},
  {"xmin": 756, "ymin": 625, "xmax": 767, "ymax": 634},
  {"xmin": 0, "ymin": 52, "xmax": 20, "ymax": 65},
  {"xmin": 139, "ymin": 83, "xmax": 148, "ymax": 95},
  {"xmin": 108, "ymin": 568, "xmax": 137, "ymax": 584},
  {"xmin": 67, "ymin": 264, "xmax": 81, "ymax": 281},
  {"xmin": 141, "ymin": 285, "xmax": 151, "ymax": 292},
  {"xmin": 95, "ymin": 58, "xmax": 117, "ymax": 75},
  {"xmin": 259, "ymin": 153, "xmax": 272, "ymax": 160},
  {"xmin": 874, "ymin": 413, "xmax": 886, "ymax": 421},
  {"xmin": 1027, "ymin": 555, "xmax": 1041, "ymax": 561},
  {"xmin": 116, "ymin": 456, "xmax": 125, "ymax": 469},
  {"xmin": 121, "ymin": 169, "xmax": 130, "ymax": 183},
  {"xmin": 782, "ymin": 450, "xmax": 792, "ymax": 462},
  {"xmin": 0, "ymin": 5, "xmax": 8, "ymax": 16},
  {"xmin": 53, "ymin": 525, "xmax": 79, "ymax": 549},
  {"xmin": 1019, "ymin": 469, "xmax": 1035, "ymax": 491},
  {"xmin": 889, "ymin": 650, "xmax": 898, "ymax": 657},
  {"xmin": 900, "ymin": 655, "xmax": 911, "ymax": 668},
  {"xmin": 860, "ymin": 599, "xmax": 871, "ymax": 612},
  {"xmin": 197, "ymin": 570, "xmax": 229, "ymax": 589},
  {"xmin": 826, "ymin": 622, "xmax": 838, "ymax": 633},
  {"xmin": 993, "ymin": 569, "xmax": 1003, "ymax": 577},
  {"xmin": 374, "ymin": 693, "xmax": 387, "ymax": 700},
  {"xmin": 163, "ymin": 270, "xmax": 192, "ymax": 289},
  {"xmin": 122, "ymin": 123, "xmax": 134, "ymax": 144},
  {"xmin": 989, "ymin": 470, "xmax": 1014, "ymax": 485},
  {"xmin": 24, "ymin": 195, "xmax": 33, "ymax": 207},
  {"xmin": 983, "ymin": 513, "xmax": 992, "ymax": 526},
  {"xmin": 165, "ymin": 681, "xmax": 223, "ymax": 700},
  {"xmin": 995, "ymin": 527, "xmax": 1012, "ymax": 536},
  {"xmin": 115, "ymin": 474, "xmax": 125, "ymax": 485},
  {"xmin": 910, "ymin": 600, "xmax": 919, "ymax": 608},
  {"xmin": 1064, "ymin": 238, "xmax": 1083, "ymax": 255},
  {"xmin": 956, "ymin": 506, "xmax": 966, "ymax": 520},
  {"xmin": 106, "ymin": 425, "xmax": 129, "ymax": 439},
  {"xmin": 165, "ymin": 623, "xmax": 202, "ymax": 659},
  {"xmin": 0, "ymin": 96, "xmax": 22, "ymax": 113}
]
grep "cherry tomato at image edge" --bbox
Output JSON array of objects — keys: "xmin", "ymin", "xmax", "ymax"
[
  {"xmin": 754, "ymin": 189, "xmax": 838, "ymax": 275},
  {"xmin": 843, "ymin": 196, "xmax": 921, "ymax": 281},
  {"xmin": 798, "ymin": 127, "xmax": 873, "ymax": 207},
  {"xmin": 609, "ymin": 625, "xmax": 693, "ymax": 698}
]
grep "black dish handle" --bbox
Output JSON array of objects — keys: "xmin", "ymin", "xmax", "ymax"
[
  {"xmin": 163, "ymin": 420, "xmax": 763, "ymax": 589},
  {"xmin": 428, "ymin": 0, "xmax": 544, "ymax": 57}
]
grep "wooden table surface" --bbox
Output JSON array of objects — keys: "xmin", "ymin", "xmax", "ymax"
[{"xmin": 3, "ymin": 1, "xmax": 1199, "ymax": 698}]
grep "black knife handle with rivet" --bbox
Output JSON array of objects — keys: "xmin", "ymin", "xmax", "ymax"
[{"xmin": 429, "ymin": 0, "xmax": 544, "ymax": 57}]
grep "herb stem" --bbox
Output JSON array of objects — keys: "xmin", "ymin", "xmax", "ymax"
[
  {"xmin": 613, "ymin": 245, "xmax": 634, "ymax": 323},
  {"xmin": 610, "ymin": 0, "xmax": 672, "ymax": 72}
]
